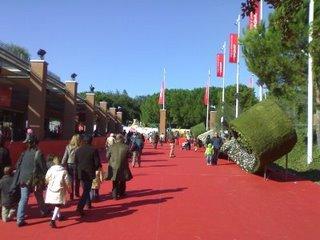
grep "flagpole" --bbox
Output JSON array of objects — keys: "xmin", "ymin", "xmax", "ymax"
[
  {"xmin": 307, "ymin": 0, "xmax": 314, "ymax": 164},
  {"xmin": 221, "ymin": 42, "xmax": 226, "ymax": 126},
  {"xmin": 163, "ymin": 68, "xmax": 166, "ymax": 110},
  {"xmin": 259, "ymin": 0, "xmax": 263, "ymax": 101},
  {"xmin": 222, "ymin": 42, "xmax": 226, "ymax": 105},
  {"xmin": 235, "ymin": 14, "xmax": 241, "ymax": 118},
  {"xmin": 206, "ymin": 69, "xmax": 211, "ymax": 131}
]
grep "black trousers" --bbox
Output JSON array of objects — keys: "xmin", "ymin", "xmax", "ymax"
[
  {"xmin": 112, "ymin": 181, "xmax": 126, "ymax": 198},
  {"xmin": 67, "ymin": 164, "xmax": 80, "ymax": 198},
  {"xmin": 213, "ymin": 148, "xmax": 220, "ymax": 165}
]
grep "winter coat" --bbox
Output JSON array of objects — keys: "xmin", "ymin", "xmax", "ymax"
[
  {"xmin": 0, "ymin": 146, "xmax": 11, "ymax": 179},
  {"xmin": 75, "ymin": 144, "xmax": 101, "ymax": 181},
  {"xmin": 45, "ymin": 165, "xmax": 71, "ymax": 205},
  {"xmin": 17, "ymin": 148, "xmax": 47, "ymax": 187},
  {"xmin": 106, "ymin": 142, "xmax": 132, "ymax": 182},
  {"xmin": 62, "ymin": 145, "xmax": 78, "ymax": 165},
  {"xmin": 0, "ymin": 174, "xmax": 16, "ymax": 207}
]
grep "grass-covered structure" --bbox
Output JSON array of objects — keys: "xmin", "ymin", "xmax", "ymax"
[{"xmin": 223, "ymin": 100, "xmax": 297, "ymax": 173}]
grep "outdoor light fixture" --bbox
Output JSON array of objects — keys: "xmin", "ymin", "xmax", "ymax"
[
  {"xmin": 89, "ymin": 84, "xmax": 95, "ymax": 93},
  {"xmin": 71, "ymin": 73, "xmax": 77, "ymax": 80},
  {"xmin": 37, "ymin": 49, "xmax": 46, "ymax": 60}
]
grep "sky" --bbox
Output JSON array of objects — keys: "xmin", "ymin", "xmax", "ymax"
[{"xmin": 0, "ymin": 0, "xmax": 272, "ymax": 97}]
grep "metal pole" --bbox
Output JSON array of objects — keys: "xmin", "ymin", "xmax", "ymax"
[
  {"xmin": 206, "ymin": 69, "xmax": 211, "ymax": 131},
  {"xmin": 163, "ymin": 68, "xmax": 166, "ymax": 110},
  {"xmin": 259, "ymin": 83, "xmax": 263, "ymax": 101},
  {"xmin": 221, "ymin": 42, "xmax": 226, "ymax": 125},
  {"xmin": 259, "ymin": 0, "xmax": 263, "ymax": 102},
  {"xmin": 235, "ymin": 15, "xmax": 240, "ymax": 118},
  {"xmin": 222, "ymin": 42, "xmax": 226, "ymax": 104},
  {"xmin": 307, "ymin": 0, "xmax": 314, "ymax": 164}
]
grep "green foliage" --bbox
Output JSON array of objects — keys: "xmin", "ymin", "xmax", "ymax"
[
  {"xmin": 230, "ymin": 99, "xmax": 297, "ymax": 172},
  {"xmin": 274, "ymin": 126, "xmax": 320, "ymax": 182},
  {"xmin": 140, "ymin": 86, "xmax": 257, "ymax": 129},
  {"xmin": 2, "ymin": 42, "xmax": 30, "ymax": 61},
  {"xmin": 241, "ymin": 1, "xmax": 320, "ymax": 101},
  {"xmin": 190, "ymin": 122, "xmax": 206, "ymax": 138},
  {"xmin": 80, "ymin": 90, "xmax": 141, "ymax": 125}
]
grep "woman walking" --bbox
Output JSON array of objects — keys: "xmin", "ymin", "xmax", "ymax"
[{"xmin": 62, "ymin": 134, "xmax": 80, "ymax": 200}]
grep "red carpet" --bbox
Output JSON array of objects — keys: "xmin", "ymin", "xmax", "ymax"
[{"xmin": 1, "ymin": 143, "xmax": 320, "ymax": 240}]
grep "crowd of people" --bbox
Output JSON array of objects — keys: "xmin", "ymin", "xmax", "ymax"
[
  {"xmin": 0, "ymin": 132, "xmax": 134, "ymax": 228},
  {"xmin": 0, "ymin": 128, "xmax": 226, "ymax": 229}
]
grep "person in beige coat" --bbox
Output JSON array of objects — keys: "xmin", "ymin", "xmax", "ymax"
[{"xmin": 45, "ymin": 156, "xmax": 71, "ymax": 228}]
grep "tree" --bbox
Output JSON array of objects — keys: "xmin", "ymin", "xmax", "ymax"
[
  {"xmin": 241, "ymin": 0, "xmax": 320, "ymax": 145},
  {"xmin": 139, "ymin": 86, "xmax": 257, "ymax": 129}
]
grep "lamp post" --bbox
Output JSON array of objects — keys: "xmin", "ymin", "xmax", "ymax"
[{"xmin": 37, "ymin": 49, "xmax": 46, "ymax": 60}]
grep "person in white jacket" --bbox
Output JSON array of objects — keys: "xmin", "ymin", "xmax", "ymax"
[{"xmin": 45, "ymin": 156, "xmax": 71, "ymax": 228}]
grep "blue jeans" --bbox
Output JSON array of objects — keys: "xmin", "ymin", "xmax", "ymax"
[
  {"xmin": 205, "ymin": 155, "xmax": 212, "ymax": 164},
  {"xmin": 77, "ymin": 180, "xmax": 92, "ymax": 210},
  {"xmin": 17, "ymin": 186, "xmax": 47, "ymax": 223}
]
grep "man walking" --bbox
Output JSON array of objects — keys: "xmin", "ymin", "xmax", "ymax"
[
  {"xmin": 211, "ymin": 132, "xmax": 223, "ymax": 165},
  {"xmin": 16, "ymin": 135, "xmax": 48, "ymax": 227},
  {"xmin": 75, "ymin": 134, "xmax": 101, "ymax": 216},
  {"xmin": 106, "ymin": 134, "xmax": 132, "ymax": 200}
]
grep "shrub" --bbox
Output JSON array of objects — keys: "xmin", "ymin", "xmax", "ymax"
[
  {"xmin": 190, "ymin": 123, "xmax": 206, "ymax": 138},
  {"xmin": 228, "ymin": 99, "xmax": 297, "ymax": 173}
]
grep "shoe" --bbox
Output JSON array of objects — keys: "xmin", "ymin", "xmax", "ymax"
[
  {"xmin": 17, "ymin": 221, "xmax": 27, "ymax": 227},
  {"xmin": 49, "ymin": 220, "xmax": 57, "ymax": 228},
  {"xmin": 76, "ymin": 208, "xmax": 85, "ymax": 217}
]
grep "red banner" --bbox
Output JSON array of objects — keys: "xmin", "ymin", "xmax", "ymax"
[
  {"xmin": 158, "ymin": 81, "xmax": 165, "ymax": 105},
  {"xmin": 203, "ymin": 83, "xmax": 209, "ymax": 106},
  {"xmin": 216, "ymin": 53, "xmax": 224, "ymax": 78},
  {"xmin": 229, "ymin": 33, "xmax": 238, "ymax": 63},
  {"xmin": 0, "ymin": 86, "xmax": 12, "ymax": 107},
  {"xmin": 248, "ymin": 1, "xmax": 260, "ymax": 30}
]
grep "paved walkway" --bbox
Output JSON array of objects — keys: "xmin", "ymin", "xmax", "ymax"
[{"xmin": 1, "ymin": 143, "xmax": 320, "ymax": 240}]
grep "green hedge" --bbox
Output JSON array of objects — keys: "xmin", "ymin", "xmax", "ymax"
[
  {"xmin": 229, "ymin": 100, "xmax": 297, "ymax": 173},
  {"xmin": 191, "ymin": 122, "xmax": 206, "ymax": 138}
]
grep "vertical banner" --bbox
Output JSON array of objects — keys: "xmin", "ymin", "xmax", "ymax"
[
  {"xmin": 216, "ymin": 53, "xmax": 224, "ymax": 77},
  {"xmin": 158, "ymin": 81, "xmax": 165, "ymax": 105},
  {"xmin": 229, "ymin": 33, "xmax": 238, "ymax": 63},
  {"xmin": 249, "ymin": 0, "xmax": 260, "ymax": 30},
  {"xmin": 0, "ymin": 86, "xmax": 12, "ymax": 107},
  {"xmin": 203, "ymin": 83, "xmax": 209, "ymax": 106}
]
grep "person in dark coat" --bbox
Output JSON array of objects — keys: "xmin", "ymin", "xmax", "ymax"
[
  {"xmin": 0, "ymin": 167, "xmax": 17, "ymax": 222},
  {"xmin": 75, "ymin": 134, "xmax": 100, "ymax": 216},
  {"xmin": 211, "ymin": 132, "xmax": 223, "ymax": 165},
  {"xmin": 0, "ymin": 135, "xmax": 11, "ymax": 179},
  {"xmin": 16, "ymin": 135, "xmax": 49, "ymax": 227},
  {"xmin": 106, "ymin": 134, "xmax": 132, "ymax": 200}
]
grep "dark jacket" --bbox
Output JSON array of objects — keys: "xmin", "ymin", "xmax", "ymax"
[
  {"xmin": 0, "ymin": 146, "xmax": 11, "ymax": 179},
  {"xmin": 0, "ymin": 174, "xmax": 16, "ymax": 207},
  {"xmin": 211, "ymin": 137, "xmax": 223, "ymax": 149},
  {"xmin": 106, "ymin": 142, "xmax": 132, "ymax": 182},
  {"xmin": 17, "ymin": 148, "xmax": 47, "ymax": 187},
  {"xmin": 75, "ymin": 144, "xmax": 101, "ymax": 181}
]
